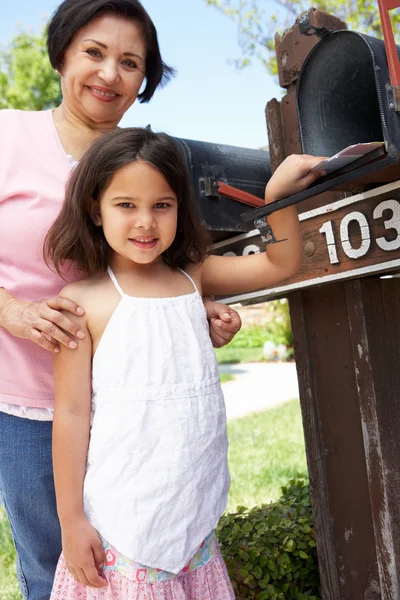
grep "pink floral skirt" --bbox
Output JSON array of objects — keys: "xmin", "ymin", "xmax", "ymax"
[{"xmin": 50, "ymin": 531, "xmax": 235, "ymax": 599}]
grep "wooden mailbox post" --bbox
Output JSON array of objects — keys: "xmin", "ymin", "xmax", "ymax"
[{"xmin": 214, "ymin": 8, "xmax": 400, "ymax": 599}]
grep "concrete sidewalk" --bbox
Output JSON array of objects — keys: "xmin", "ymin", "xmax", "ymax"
[{"xmin": 219, "ymin": 362, "xmax": 299, "ymax": 420}]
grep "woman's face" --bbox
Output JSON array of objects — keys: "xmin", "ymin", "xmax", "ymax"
[{"xmin": 59, "ymin": 13, "xmax": 146, "ymax": 127}]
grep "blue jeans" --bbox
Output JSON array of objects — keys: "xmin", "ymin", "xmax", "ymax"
[{"xmin": 0, "ymin": 411, "xmax": 61, "ymax": 600}]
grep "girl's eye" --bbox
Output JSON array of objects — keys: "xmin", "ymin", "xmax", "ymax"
[
  {"xmin": 118, "ymin": 202, "xmax": 134, "ymax": 209},
  {"xmin": 86, "ymin": 48, "xmax": 102, "ymax": 58},
  {"xmin": 154, "ymin": 202, "xmax": 171, "ymax": 209}
]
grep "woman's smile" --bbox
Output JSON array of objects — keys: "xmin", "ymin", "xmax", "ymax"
[{"xmin": 87, "ymin": 85, "xmax": 120, "ymax": 103}]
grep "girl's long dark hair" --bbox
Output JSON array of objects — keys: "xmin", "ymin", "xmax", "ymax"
[{"xmin": 44, "ymin": 128, "xmax": 210, "ymax": 275}]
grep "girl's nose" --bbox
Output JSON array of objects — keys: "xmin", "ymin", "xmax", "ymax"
[{"xmin": 135, "ymin": 210, "xmax": 156, "ymax": 230}]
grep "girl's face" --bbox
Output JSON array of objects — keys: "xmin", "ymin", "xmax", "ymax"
[
  {"xmin": 94, "ymin": 161, "xmax": 179, "ymax": 268},
  {"xmin": 59, "ymin": 13, "xmax": 146, "ymax": 127}
]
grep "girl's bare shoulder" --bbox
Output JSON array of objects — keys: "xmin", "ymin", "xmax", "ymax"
[
  {"xmin": 59, "ymin": 272, "xmax": 109, "ymax": 306},
  {"xmin": 60, "ymin": 273, "xmax": 121, "ymax": 347}
]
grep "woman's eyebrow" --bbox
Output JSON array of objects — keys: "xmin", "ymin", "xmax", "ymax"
[{"xmin": 82, "ymin": 38, "xmax": 144, "ymax": 60}]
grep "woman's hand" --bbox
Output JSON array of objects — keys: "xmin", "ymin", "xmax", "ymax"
[
  {"xmin": 203, "ymin": 297, "xmax": 242, "ymax": 348},
  {"xmin": 0, "ymin": 291, "xmax": 85, "ymax": 352},
  {"xmin": 61, "ymin": 517, "xmax": 107, "ymax": 588}
]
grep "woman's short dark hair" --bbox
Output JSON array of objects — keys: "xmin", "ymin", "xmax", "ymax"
[
  {"xmin": 46, "ymin": 0, "xmax": 174, "ymax": 103},
  {"xmin": 45, "ymin": 128, "xmax": 210, "ymax": 275}
]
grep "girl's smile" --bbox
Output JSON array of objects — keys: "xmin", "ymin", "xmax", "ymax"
[{"xmin": 129, "ymin": 236, "xmax": 158, "ymax": 250}]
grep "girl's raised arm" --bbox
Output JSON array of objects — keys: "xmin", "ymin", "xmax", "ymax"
[
  {"xmin": 200, "ymin": 154, "xmax": 327, "ymax": 297},
  {"xmin": 52, "ymin": 284, "xmax": 107, "ymax": 589}
]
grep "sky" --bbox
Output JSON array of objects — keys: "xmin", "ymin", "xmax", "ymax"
[{"xmin": 0, "ymin": 0, "xmax": 284, "ymax": 149}]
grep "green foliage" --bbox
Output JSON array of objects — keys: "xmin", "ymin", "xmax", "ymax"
[
  {"xmin": 215, "ymin": 299, "xmax": 294, "ymax": 362},
  {"xmin": 226, "ymin": 401, "xmax": 307, "ymax": 512},
  {"xmin": 265, "ymin": 299, "xmax": 292, "ymax": 347},
  {"xmin": 0, "ymin": 507, "xmax": 22, "ymax": 599},
  {"xmin": 223, "ymin": 323, "xmax": 272, "ymax": 348},
  {"xmin": 216, "ymin": 346, "xmax": 265, "ymax": 363},
  {"xmin": 205, "ymin": 0, "xmax": 400, "ymax": 75},
  {"xmin": 0, "ymin": 27, "xmax": 61, "ymax": 110},
  {"xmin": 218, "ymin": 477, "xmax": 321, "ymax": 600},
  {"xmin": 220, "ymin": 372, "xmax": 235, "ymax": 382}
]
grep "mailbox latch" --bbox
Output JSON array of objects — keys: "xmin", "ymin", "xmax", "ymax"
[{"xmin": 254, "ymin": 217, "xmax": 278, "ymax": 245}]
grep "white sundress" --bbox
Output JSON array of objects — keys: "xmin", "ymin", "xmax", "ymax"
[{"xmin": 83, "ymin": 267, "xmax": 231, "ymax": 574}]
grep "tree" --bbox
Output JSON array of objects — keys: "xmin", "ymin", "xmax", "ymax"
[
  {"xmin": 0, "ymin": 28, "xmax": 61, "ymax": 110},
  {"xmin": 204, "ymin": 0, "xmax": 400, "ymax": 75}
]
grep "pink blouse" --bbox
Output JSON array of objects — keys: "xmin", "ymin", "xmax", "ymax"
[{"xmin": 0, "ymin": 109, "xmax": 80, "ymax": 412}]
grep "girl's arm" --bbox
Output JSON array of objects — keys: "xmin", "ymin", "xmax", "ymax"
[
  {"xmin": 200, "ymin": 154, "xmax": 326, "ymax": 296},
  {"xmin": 52, "ymin": 287, "xmax": 107, "ymax": 589}
]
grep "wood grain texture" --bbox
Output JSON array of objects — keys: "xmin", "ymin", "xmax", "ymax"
[{"xmin": 214, "ymin": 182, "xmax": 400, "ymax": 304}]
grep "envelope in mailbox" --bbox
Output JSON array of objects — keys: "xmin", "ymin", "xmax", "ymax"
[{"xmin": 311, "ymin": 142, "xmax": 385, "ymax": 174}]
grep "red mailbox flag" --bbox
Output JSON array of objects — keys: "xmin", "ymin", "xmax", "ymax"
[{"xmin": 378, "ymin": 0, "xmax": 400, "ymax": 86}]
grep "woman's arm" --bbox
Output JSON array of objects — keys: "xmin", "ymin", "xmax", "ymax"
[
  {"xmin": 203, "ymin": 297, "xmax": 242, "ymax": 347},
  {"xmin": 200, "ymin": 155, "xmax": 326, "ymax": 296},
  {"xmin": 52, "ymin": 288, "xmax": 106, "ymax": 589}
]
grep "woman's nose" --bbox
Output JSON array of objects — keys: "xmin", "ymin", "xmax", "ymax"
[{"xmin": 98, "ymin": 60, "xmax": 120, "ymax": 85}]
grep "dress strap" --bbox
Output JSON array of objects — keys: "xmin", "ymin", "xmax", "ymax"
[
  {"xmin": 177, "ymin": 268, "xmax": 198, "ymax": 293},
  {"xmin": 107, "ymin": 267, "xmax": 125, "ymax": 297}
]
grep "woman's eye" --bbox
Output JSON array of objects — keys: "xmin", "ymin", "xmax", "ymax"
[
  {"xmin": 154, "ymin": 202, "xmax": 170, "ymax": 209},
  {"xmin": 122, "ymin": 59, "xmax": 138, "ymax": 69},
  {"xmin": 118, "ymin": 202, "xmax": 134, "ymax": 209},
  {"xmin": 86, "ymin": 48, "xmax": 102, "ymax": 58}
]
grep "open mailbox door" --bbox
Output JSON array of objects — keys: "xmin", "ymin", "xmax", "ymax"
[{"xmin": 244, "ymin": 0, "xmax": 400, "ymax": 232}]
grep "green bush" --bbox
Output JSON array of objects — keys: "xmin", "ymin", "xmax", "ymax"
[
  {"xmin": 266, "ymin": 299, "xmax": 293, "ymax": 349},
  {"xmin": 218, "ymin": 477, "xmax": 321, "ymax": 600},
  {"xmin": 225, "ymin": 324, "xmax": 271, "ymax": 349},
  {"xmin": 219, "ymin": 299, "xmax": 294, "ymax": 360}
]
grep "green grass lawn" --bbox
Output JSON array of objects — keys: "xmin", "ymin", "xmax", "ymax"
[
  {"xmin": 0, "ymin": 400, "xmax": 306, "ymax": 598},
  {"xmin": 0, "ymin": 509, "xmax": 23, "ymax": 600},
  {"xmin": 215, "ymin": 345, "xmax": 265, "ymax": 364},
  {"xmin": 226, "ymin": 400, "xmax": 307, "ymax": 512}
]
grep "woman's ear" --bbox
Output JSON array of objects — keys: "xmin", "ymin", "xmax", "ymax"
[{"xmin": 90, "ymin": 199, "xmax": 102, "ymax": 226}]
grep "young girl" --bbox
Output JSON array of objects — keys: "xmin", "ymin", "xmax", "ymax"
[{"xmin": 45, "ymin": 127, "xmax": 325, "ymax": 599}]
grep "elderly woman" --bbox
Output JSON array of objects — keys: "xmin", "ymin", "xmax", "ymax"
[{"xmin": 0, "ymin": 1, "xmax": 241, "ymax": 598}]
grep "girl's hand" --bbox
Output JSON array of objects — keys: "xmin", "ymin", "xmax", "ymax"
[
  {"xmin": 204, "ymin": 298, "xmax": 242, "ymax": 348},
  {"xmin": 61, "ymin": 517, "xmax": 107, "ymax": 588},
  {"xmin": 265, "ymin": 154, "xmax": 328, "ymax": 203},
  {"xmin": 0, "ymin": 293, "xmax": 85, "ymax": 352}
]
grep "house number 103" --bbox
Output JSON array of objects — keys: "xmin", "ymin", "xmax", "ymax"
[{"xmin": 319, "ymin": 199, "xmax": 400, "ymax": 264}]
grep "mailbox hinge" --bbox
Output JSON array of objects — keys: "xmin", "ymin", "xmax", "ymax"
[
  {"xmin": 297, "ymin": 10, "xmax": 332, "ymax": 39},
  {"xmin": 386, "ymin": 84, "xmax": 400, "ymax": 112},
  {"xmin": 379, "ymin": 0, "xmax": 400, "ymax": 111}
]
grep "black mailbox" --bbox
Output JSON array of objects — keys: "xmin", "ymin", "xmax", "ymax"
[
  {"xmin": 297, "ymin": 29, "xmax": 400, "ymax": 175},
  {"xmin": 173, "ymin": 137, "xmax": 271, "ymax": 241},
  {"xmin": 244, "ymin": 27, "xmax": 400, "ymax": 228}
]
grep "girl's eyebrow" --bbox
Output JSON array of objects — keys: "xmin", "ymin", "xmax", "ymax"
[
  {"xmin": 111, "ymin": 195, "xmax": 177, "ymax": 202},
  {"xmin": 111, "ymin": 196, "xmax": 135, "ymax": 202},
  {"xmin": 82, "ymin": 38, "xmax": 144, "ymax": 61}
]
